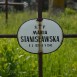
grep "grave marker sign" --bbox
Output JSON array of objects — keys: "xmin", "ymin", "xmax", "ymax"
[{"xmin": 17, "ymin": 19, "xmax": 63, "ymax": 53}]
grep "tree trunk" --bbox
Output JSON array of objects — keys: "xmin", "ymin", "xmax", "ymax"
[
  {"xmin": 48, "ymin": 0, "xmax": 65, "ymax": 15},
  {"xmin": 48, "ymin": 0, "xmax": 53, "ymax": 15},
  {"xmin": 53, "ymin": 0, "xmax": 64, "ymax": 9}
]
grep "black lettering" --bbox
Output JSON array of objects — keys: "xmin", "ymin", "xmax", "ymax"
[
  {"xmin": 35, "ymin": 44, "xmax": 39, "ymax": 47},
  {"xmin": 44, "ymin": 44, "xmax": 46, "ymax": 47},
  {"xmin": 20, "ymin": 36, "xmax": 60, "ymax": 42},
  {"xmin": 29, "ymin": 36, "xmax": 34, "ymax": 42},
  {"xmin": 42, "ymin": 36, "xmax": 49, "ymax": 42},
  {"xmin": 47, "ymin": 44, "xmax": 52, "ymax": 47},
  {"xmin": 35, "ymin": 36, "xmax": 38, "ymax": 42},
  {"xmin": 21, "ymin": 36, "xmax": 24, "ymax": 42},
  {"xmin": 43, "ymin": 25, "xmax": 45, "ymax": 29},
  {"xmin": 35, "ymin": 44, "xmax": 37, "ymax": 47},
  {"xmin": 53, "ymin": 36, "xmax": 57, "ymax": 42},
  {"xmin": 44, "ymin": 31, "xmax": 47, "ymax": 34},
  {"xmin": 50, "ymin": 36, "xmax": 52, "ymax": 42},
  {"xmin": 29, "ymin": 44, "xmax": 30, "ymax": 47},
  {"xmin": 26, "ymin": 36, "xmax": 30, "ymax": 42},
  {"xmin": 32, "ymin": 44, "xmax": 33, "ymax": 47},
  {"xmin": 33, "ymin": 31, "xmax": 37, "ymax": 35},
  {"xmin": 35, "ymin": 26, "xmax": 38, "ymax": 29},
  {"xmin": 33, "ymin": 31, "xmax": 47, "ymax": 35},
  {"xmin": 57, "ymin": 36, "xmax": 60, "ymax": 42}
]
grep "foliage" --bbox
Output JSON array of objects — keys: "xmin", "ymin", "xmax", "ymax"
[
  {"xmin": 64, "ymin": 8, "xmax": 77, "ymax": 15},
  {"xmin": 0, "ymin": 9, "xmax": 77, "ymax": 77}
]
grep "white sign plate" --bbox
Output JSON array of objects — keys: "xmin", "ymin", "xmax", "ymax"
[{"xmin": 17, "ymin": 19, "xmax": 63, "ymax": 53}]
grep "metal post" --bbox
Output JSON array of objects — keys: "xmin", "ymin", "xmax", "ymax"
[
  {"xmin": 37, "ymin": 0, "xmax": 43, "ymax": 77},
  {"xmin": 37, "ymin": 0, "xmax": 43, "ymax": 21},
  {"xmin": 38, "ymin": 22, "xmax": 43, "ymax": 77},
  {"xmin": 0, "ymin": 34, "xmax": 77, "ymax": 38},
  {"xmin": 5, "ymin": 0, "xmax": 8, "ymax": 23},
  {"xmin": 0, "ymin": 2, "xmax": 24, "ymax": 23}
]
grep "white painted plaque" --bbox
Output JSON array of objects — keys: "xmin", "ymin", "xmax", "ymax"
[{"xmin": 17, "ymin": 19, "xmax": 63, "ymax": 53}]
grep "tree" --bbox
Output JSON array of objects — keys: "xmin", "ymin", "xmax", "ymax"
[{"xmin": 49, "ymin": 0, "xmax": 65, "ymax": 15}]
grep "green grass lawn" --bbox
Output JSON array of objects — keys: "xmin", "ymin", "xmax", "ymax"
[{"xmin": 0, "ymin": 8, "xmax": 77, "ymax": 77}]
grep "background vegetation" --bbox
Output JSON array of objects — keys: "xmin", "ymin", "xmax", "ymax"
[{"xmin": 0, "ymin": 8, "xmax": 77, "ymax": 77}]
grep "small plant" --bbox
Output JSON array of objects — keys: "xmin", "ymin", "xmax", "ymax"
[{"xmin": 64, "ymin": 8, "xmax": 76, "ymax": 15}]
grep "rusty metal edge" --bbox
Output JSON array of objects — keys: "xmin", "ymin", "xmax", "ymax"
[
  {"xmin": 0, "ymin": 34, "xmax": 17, "ymax": 38},
  {"xmin": 63, "ymin": 34, "xmax": 77, "ymax": 38},
  {"xmin": 0, "ymin": 34, "xmax": 77, "ymax": 38}
]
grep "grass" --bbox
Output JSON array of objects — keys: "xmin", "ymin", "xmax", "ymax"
[{"xmin": 0, "ymin": 8, "xmax": 77, "ymax": 77}]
